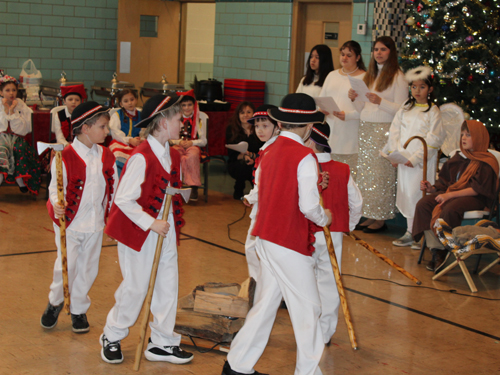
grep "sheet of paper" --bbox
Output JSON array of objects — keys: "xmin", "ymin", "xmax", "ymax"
[
  {"xmin": 348, "ymin": 75, "xmax": 370, "ymax": 102},
  {"xmin": 380, "ymin": 149, "xmax": 412, "ymax": 164},
  {"xmin": 225, "ymin": 141, "xmax": 248, "ymax": 154},
  {"xmin": 314, "ymin": 96, "xmax": 341, "ymax": 114}
]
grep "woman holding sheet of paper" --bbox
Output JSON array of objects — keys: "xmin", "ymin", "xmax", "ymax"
[
  {"xmin": 319, "ymin": 41, "xmax": 366, "ymax": 177},
  {"xmin": 348, "ymin": 36, "xmax": 408, "ymax": 233},
  {"xmin": 226, "ymin": 101, "xmax": 263, "ymax": 200},
  {"xmin": 296, "ymin": 44, "xmax": 334, "ymax": 97}
]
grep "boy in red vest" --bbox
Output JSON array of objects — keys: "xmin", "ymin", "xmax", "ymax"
[
  {"xmin": 222, "ymin": 93, "xmax": 332, "ymax": 375},
  {"xmin": 100, "ymin": 94, "xmax": 193, "ymax": 365},
  {"xmin": 52, "ymin": 85, "xmax": 87, "ymax": 147},
  {"xmin": 170, "ymin": 90, "xmax": 207, "ymax": 201},
  {"xmin": 41, "ymin": 101, "xmax": 117, "ymax": 333},
  {"xmin": 306, "ymin": 123, "xmax": 362, "ymax": 346}
]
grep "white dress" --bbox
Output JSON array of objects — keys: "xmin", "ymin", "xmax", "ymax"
[
  {"xmin": 296, "ymin": 75, "xmax": 322, "ymax": 97},
  {"xmin": 383, "ymin": 104, "xmax": 445, "ymax": 222}
]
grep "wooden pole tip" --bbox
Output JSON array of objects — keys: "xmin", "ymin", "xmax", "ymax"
[
  {"xmin": 416, "ymin": 281, "xmax": 422, "ymax": 285},
  {"xmin": 353, "ymin": 347, "xmax": 359, "ymax": 351}
]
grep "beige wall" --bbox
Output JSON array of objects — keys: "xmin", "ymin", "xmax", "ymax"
[
  {"xmin": 185, "ymin": 3, "xmax": 216, "ymax": 64},
  {"xmin": 116, "ymin": 0, "xmax": 181, "ymax": 88}
]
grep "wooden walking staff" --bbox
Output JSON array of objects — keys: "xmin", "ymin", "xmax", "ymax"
[
  {"xmin": 347, "ymin": 232, "xmax": 422, "ymax": 285},
  {"xmin": 404, "ymin": 135, "xmax": 428, "ymax": 199},
  {"xmin": 134, "ymin": 186, "xmax": 192, "ymax": 371},
  {"xmin": 318, "ymin": 195, "xmax": 359, "ymax": 350},
  {"xmin": 37, "ymin": 142, "xmax": 71, "ymax": 314}
]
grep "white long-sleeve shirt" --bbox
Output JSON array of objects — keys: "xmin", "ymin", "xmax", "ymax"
[
  {"xmin": 108, "ymin": 108, "xmax": 142, "ymax": 145},
  {"xmin": 49, "ymin": 137, "xmax": 118, "ymax": 233},
  {"xmin": 354, "ymin": 70, "xmax": 408, "ymax": 123},
  {"xmin": 253, "ymin": 131, "xmax": 328, "ymax": 228},
  {"xmin": 0, "ymin": 99, "xmax": 32, "ymax": 136},
  {"xmin": 317, "ymin": 152, "xmax": 363, "ymax": 232},
  {"xmin": 296, "ymin": 76, "xmax": 322, "ymax": 98},
  {"xmin": 113, "ymin": 135, "xmax": 179, "ymax": 231},
  {"xmin": 51, "ymin": 107, "xmax": 70, "ymax": 146},
  {"xmin": 169, "ymin": 112, "xmax": 207, "ymax": 148}
]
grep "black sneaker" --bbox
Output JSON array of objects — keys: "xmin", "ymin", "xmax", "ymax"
[
  {"xmin": 71, "ymin": 313, "xmax": 90, "ymax": 333},
  {"xmin": 221, "ymin": 361, "xmax": 268, "ymax": 375},
  {"xmin": 144, "ymin": 338, "xmax": 193, "ymax": 364},
  {"xmin": 100, "ymin": 334, "xmax": 124, "ymax": 364},
  {"xmin": 40, "ymin": 302, "xmax": 64, "ymax": 329}
]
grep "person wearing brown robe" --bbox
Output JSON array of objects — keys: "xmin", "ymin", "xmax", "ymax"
[{"xmin": 412, "ymin": 151, "xmax": 498, "ymax": 243}]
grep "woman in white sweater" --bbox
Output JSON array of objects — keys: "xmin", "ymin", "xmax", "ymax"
[
  {"xmin": 296, "ymin": 44, "xmax": 334, "ymax": 97},
  {"xmin": 348, "ymin": 36, "xmax": 408, "ymax": 233},
  {"xmin": 319, "ymin": 40, "xmax": 366, "ymax": 177}
]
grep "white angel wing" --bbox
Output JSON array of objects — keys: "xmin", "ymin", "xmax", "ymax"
[{"xmin": 439, "ymin": 103, "xmax": 464, "ymax": 156}]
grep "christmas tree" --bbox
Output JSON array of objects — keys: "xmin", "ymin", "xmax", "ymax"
[{"xmin": 400, "ymin": 0, "xmax": 500, "ymax": 128}]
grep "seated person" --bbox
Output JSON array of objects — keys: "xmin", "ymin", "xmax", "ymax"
[
  {"xmin": 52, "ymin": 85, "xmax": 86, "ymax": 147},
  {"xmin": 225, "ymin": 101, "xmax": 263, "ymax": 200},
  {"xmin": 170, "ymin": 90, "xmax": 207, "ymax": 201},
  {"xmin": 413, "ymin": 120, "xmax": 499, "ymax": 273},
  {"xmin": 108, "ymin": 89, "xmax": 143, "ymax": 176}
]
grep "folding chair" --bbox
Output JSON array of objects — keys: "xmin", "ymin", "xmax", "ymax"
[{"xmin": 433, "ymin": 218, "xmax": 500, "ymax": 292}]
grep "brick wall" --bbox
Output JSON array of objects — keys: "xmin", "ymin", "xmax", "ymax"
[{"xmin": 0, "ymin": 0, "xmax": 118, "ymax": 88}]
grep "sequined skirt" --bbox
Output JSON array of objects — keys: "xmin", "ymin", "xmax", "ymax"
[{"xmin": 357, "ymin": 121, "xmax": 396, "ymax": 220}]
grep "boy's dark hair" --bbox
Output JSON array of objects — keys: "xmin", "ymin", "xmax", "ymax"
[
  {"xmin": 280, "ymin": 122, "xmax": 307, "ymax": 130},
  {"xmin": 180, "ymin": 95, "xmax": 195, "ymax": 105},
  {"xmin": 73, "ymin": 112, "xmax": 110, "ymax": 136},
  {"xmin": 303, "ymin": 44, "xmax": 334, "ymax": 87},
  {"xmin": 116, "ymin": 89, "xmax": 138, "ymax": 105}
]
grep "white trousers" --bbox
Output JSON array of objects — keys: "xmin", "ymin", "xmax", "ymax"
[
  {"xmin": 103, "ymin": 213, "xmax": 181, "ymax": 346},
  {"xmin": 227, "ymin": 238, "xmax": 324, "ymax": 375},
  {"xmin": 48, "ymin": 223, "xmax": 103, "ymax": 315},
  {"xmin": 312, "ymin": 231, "xmax": 342, "ymax": 344},
  {"xmin": 245, "ymin": 218, "xmax": 260, "ymax": 280}
]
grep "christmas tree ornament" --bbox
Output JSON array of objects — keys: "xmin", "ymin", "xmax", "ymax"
[
  {"xmin": 454, "ymin": 78, "xmax": 460, "ymax": 84},
  {"xmin": 465, "ymin": 35, "xmax": 474, "ymax": 44},
  {"xmin": 436, "ymin": 63, "xmax": 444, "ymax": 72},
  {"xmin": 464, "ymin": 112, "xmax": 471, "ymax": 120},
  {"xmin": 440, "ymin": 79, "xmax": 446, "ymax": 85},
  {"xmin": 490, "ymin": 70, "xmax": 495, "ymax": 77},
  {"xmin": 467, "ymin": 75, "xmax": 474, "ymax": 81},
  {"xmin": 471, "ymin": 98, "xmax": 478, "ymax": 104},
  {"xmin": 426, "ymin": 18, "xmax": 434, "ymax": 26},
  {"xmin": 442, "ymin": 25, "xmax": 450, "ymax": 31},
  {"xmin": 444, "ymin": 13, "xmax": 451, "ymax": 22},
  {"xmin": 407, "ymin": 17, "xmax": 416, "ymax": 26},
  {"xmin": 417, "ymin": 3, "xmax": 424, "ymax": 12},
  {"xmin": 451, "ymin": 55, "xmax": 458, "ymax": 61},
  {"xmin": 462, "ymin": 6, "xmax": 470, "ymax": 15},
  {"xmin": 450, "ymin": 24, "xmax": 457, "ymax": 32}
]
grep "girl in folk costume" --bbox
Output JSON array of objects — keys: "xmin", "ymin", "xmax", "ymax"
[
  {"xmin": 52, "ymin": 85, "xmax": 86, "ymax": 147},
  {"xmin": 348, "ymin": 36, "xmax": 408, "ymax": 233},
  {"xmin": 242, "ymin": 104, "xmax": 280, "ymax": 280},
  {"xmin": 382, "ymin": 66, "xmax": 445, "ymax": 247},
  {"xmin": 296, "ymin": 44, "xmax": 334, "ymax": 97},
  {"xmin": 319, "ymin": 40, "xmax": 367, "ymax": 176},
  {"xmin": 108, "ymin": 89, "xmax": 143, "ymax": 176},
  {"xmin": 0, "ymin": 75, "xmax": 40, "ymax": 194},
  {"xmin": 170, "ymin": 90, "xmax": 207, "ymax": 201},
  {"xmin": 413, "ymin": 120, "xmax": 499, "ymax": 272}
]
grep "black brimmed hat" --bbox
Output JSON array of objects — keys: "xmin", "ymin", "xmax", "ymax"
[
  {"xmin": 310, "ymin": 123, "xmax": 331, "ymax": 153},
  {"xmin": 247, "ymin": 104, "xmax": 277, "ymax": 125},
  {"xmin": 134, "ymin": 94, "xmax": 182, "ymax": 128},
  {"xmin": 71, "ymin": 101, "xmax": 109, "ymax": 130},
  {"xmin": 268, "ymin": 93, "xmax": 325, "ymax": 125}
]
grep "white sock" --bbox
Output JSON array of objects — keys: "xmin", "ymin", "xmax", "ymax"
[{"xmin": 15, "ymin": 177, "xmax": 26, "ymax": 187}]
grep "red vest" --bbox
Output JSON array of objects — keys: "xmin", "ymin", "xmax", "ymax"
[
  {"xmin": 105, "ymin": 141, "xmax": 185, "ymax": 252},
  {"xmin": 47, "ymin": 145, "xmax": 116, "ymax": 228},
  {"xmin": 57, "ymin": 109, "xmax": 72, "ymax": 141},
  {"xmin": 313, "ymin": 159, "xmax": 350, "ymax": 233},
  {"xmin": 251, "ymin": 136, "xmax": 318, "ymax": 256}
]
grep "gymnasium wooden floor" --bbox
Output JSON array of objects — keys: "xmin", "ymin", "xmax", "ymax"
[{"xmin": 1, "ymin": 167, "xmax": 499, "ymax": 375}]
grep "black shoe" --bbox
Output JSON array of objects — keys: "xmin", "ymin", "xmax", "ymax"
[
  {"xmin": 363, "ymin": 223, "xmax": 388, "ymax": 234},
  {"xmin": 71, "ymin": 313, "xmax": 90, "ymax": 333},
  {"xmin": 100, "ymin": 334, "xmax": 124, "ymax": 364},
  {"xmin": 222, "ymin": 361, "xmax": 268, "ymax": 375},
  {"xmin": 233, "ymin": 191, "xmax": 244, "ymax": 200},
  {"xmin": 19, "ymin": 186, "xmax": 29, "ymax": 193},
  {"xmin": 190, "ymin": 186, "xmax": 198, "ymax": 201},
  {"xmin": 144, "ymin": 338, "xmax": 193, "ymax": 364},
  {"xmin": 40, "ymin": 302, "xmax": 64, "ymax": 329},
  {"xmin": 426, "ymin": 257, "xmax": 436, "ymax": 272},
  {"xmin": 434, "ymin": 249, "xmax": 451, "ymax": 274}
]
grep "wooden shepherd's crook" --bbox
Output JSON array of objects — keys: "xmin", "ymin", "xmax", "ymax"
[
  {"xmin": 348, "ymin": 232, "xmax": 422, "ymax": 285},
  {"xmin": 133, "ymin": 194, "xmax": 173, "ymax": 371},
  {"xmin": 55, "ymin": 151, "xmax": 71, "ymax": 314},
  {"xmin": 404, "ymin": 135, "xmax": 428, "ymax": 199},
  {"xmin": 319, "ymin": 195, "xmax": 358, "ymax": 350}
]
